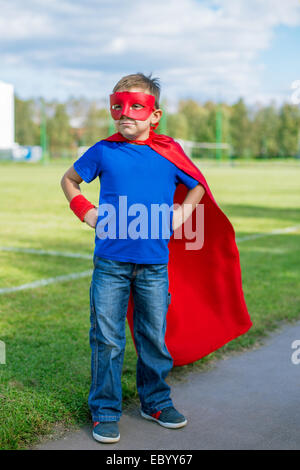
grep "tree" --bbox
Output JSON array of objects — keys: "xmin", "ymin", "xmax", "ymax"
[
  {"xmin": 229, "ymin": 98, "xmax": 251, "ymax": 158},
  {"xmin": 177, "ymin": 99, "xmax": 208, "ymax": 141},
  {"xmin": 14, "ymin": 96, "xmax": 40, "ymax": 145},
  {"xmin": 251, "ymin": 103, "xmax": 280, "ymax": 158},
  {"xmin": 83, "ymin": 104, "xmax": 110, "ymax": 146},
  {"xmin": 278, "ymin": 104, "xmax": 300, "ymax": 158},
  {"xmin": 47, "ymin": 103, "xmax": 73, "ymax": 156},
  {"xmin": 166, "ymin": 112, "xmax": 189, "ymax": 140}
]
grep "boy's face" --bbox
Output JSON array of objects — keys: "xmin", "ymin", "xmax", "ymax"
[{"xmin": 111, "ymin": 87, "xmax": 162, "ymax": 141}]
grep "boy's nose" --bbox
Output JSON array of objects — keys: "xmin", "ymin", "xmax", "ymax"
[{"xmin": 120, "ymin": 102, "xmax": 132, "ymax": 119}]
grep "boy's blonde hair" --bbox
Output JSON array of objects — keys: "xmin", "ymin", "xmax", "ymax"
[{"xmin": 113, "ymin": 73, "xmax": 160, "ymax": 109}]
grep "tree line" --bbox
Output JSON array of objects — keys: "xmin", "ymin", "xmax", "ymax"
[{"xmin": 14, "ymin": 96, "xmax": 300, "ymax": 159}]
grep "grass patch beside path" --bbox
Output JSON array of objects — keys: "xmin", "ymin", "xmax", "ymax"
[{"xmin": 0, "ymin": 159, "xmax": 299, "ymax": 449}]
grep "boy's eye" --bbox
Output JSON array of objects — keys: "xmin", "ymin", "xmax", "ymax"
[
  {"xmin": 112, "ymin": 104, "xmax": 144, "ymax": 110},
  {"xmin": 131, "ymin": 104, "xmax": 144, "ymax": 109}
]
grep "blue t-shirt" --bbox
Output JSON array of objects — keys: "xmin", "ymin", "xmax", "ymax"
[{"xmin": 73, "ymin": 140, "xmax": 199, "ymax": 264}]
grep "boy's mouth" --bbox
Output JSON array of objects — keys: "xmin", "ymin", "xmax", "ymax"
[{"xmin": 120, "ymin": 121, "xmax": 136, "ymax": 126}]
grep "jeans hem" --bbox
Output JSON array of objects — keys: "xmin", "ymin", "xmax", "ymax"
[
  {"xmin": 141, "ymin": 401, "xmax": 173, "ymax": 416},
  {"xmin": 92, "ymin": 415, "xmax": 121, "ymax": 423}
]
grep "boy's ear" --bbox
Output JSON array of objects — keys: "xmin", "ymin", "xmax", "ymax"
[{"xmin": 150, "ymin": 108, "xmax": 163, "ymax": 127}]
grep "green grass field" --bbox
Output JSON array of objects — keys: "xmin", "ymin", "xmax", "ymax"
[{"xmin": 0, "ymin": 158, "xmax": 300, "ymax": 450}]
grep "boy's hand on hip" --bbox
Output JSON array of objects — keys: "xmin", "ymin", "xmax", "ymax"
[
  {"xmin": 84, "ymin": 207, "xmax": 98, "ymax": 228},
  {"xmin": 172, "ymin": 207, "xmax": 184, "ymax": 231}
]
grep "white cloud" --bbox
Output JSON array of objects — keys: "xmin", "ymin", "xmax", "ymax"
[{"xmin": 0, "ymin": 0, "xmax": 299, "ymax": 104}]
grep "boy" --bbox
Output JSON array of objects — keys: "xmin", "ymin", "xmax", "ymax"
[{"xmin": 61, "ymin": 73, "xmax": 205, "ymax": 443}]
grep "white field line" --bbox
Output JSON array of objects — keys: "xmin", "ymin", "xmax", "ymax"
[
  {"xmin": 0, "ymin": 246, "xmax": 92, "ymax": 259},
  {"xmin": 0, "ymin": 224, "xmax": 299, "ymax": 295},
  {"xmin": 1, "ymin": 224, "xmax": 300, "ymax": 259},
  {"xmin": 236, "ymin": 225, "xmax": 300, "ymax": 242},
  {"xmin": 0, "ymin": 270, "xmax": 93, "ymax": 294}
]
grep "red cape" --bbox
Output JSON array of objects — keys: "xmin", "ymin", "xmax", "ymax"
[{"xmin": 104, "ymin": 130, "xmax": 252, "ymax": 366}]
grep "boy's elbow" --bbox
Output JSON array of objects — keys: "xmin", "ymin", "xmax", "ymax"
[
  {"xmin": 60, "ymin": 173, "xmax": 66, "ymax": 188},
  {"xmin": 195, "ymin": 183, "xmax": 205, "ymax": 201},
  {"xmin": 60, "ymin": 171, "xmax": 72, "ymax": 191}
]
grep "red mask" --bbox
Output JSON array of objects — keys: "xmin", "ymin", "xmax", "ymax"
[{"xmin": 110, "ymin": 91, "xmax": 156, "ymax": 121}]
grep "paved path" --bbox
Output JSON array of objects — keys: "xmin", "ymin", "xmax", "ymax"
[{"xmin": 33, "ymin": 321, "xmax": 300, "ymax": 450}]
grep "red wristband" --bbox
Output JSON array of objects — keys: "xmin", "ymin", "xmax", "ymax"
[{"xmin": 69, "ymin": 194, "xmax": 96, "ymax": 222}]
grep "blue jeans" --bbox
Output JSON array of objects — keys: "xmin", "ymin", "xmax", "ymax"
[{"xmin": 88, "ymin": 255, "xmax": 174, "ymax": 422}]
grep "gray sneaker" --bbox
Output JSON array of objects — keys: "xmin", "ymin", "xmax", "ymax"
[
  {"xmin": 92, "ymin": 421, "xmax": 120, "ymax": 443},
  {"xmin": 141, "ymin": 406, "xmax": 187, "ymax": 429}
]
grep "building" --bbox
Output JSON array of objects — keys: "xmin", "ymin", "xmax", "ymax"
[{"xmin": 0, "ymin": 80, "xmax": 14, "ymax": 150}]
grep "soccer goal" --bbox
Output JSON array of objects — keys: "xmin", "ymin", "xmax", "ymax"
[{"xmin": 176, "ymin": 139, "xmax": 232, "ymax": 161}]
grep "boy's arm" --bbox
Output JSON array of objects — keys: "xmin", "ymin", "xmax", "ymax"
[
  {"xmin": 60, "ymin": 165, "xmax": 98, "ymax": 228},
  {"xmin": 60, "ymin": 165, "xmax": 83, "ymax": 201},
  {"xmin": 172, "ymin": 183, "xmax": 205, "ymax": 231}
]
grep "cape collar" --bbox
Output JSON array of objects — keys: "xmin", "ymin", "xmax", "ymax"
[{"xmin": 106, "ymin": 128, "xmax": 175, "ymax": 147}]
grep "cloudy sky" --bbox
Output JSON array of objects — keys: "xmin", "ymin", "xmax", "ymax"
[{"xmin": 1, "ymin": 0, "xmax": 300, "ymax": 107}]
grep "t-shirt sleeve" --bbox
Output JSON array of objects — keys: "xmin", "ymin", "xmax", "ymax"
[
  {"xmin": 73, "ymin": 143, "xmax": 103, "ymax": 183},
  {"xmin": 175, "ymin": 167, "xmax": 199, "ymax": 189}
]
